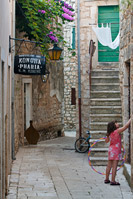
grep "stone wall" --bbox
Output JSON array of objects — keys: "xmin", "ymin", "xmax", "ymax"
[
  {"xmin": 32, "ymin": 61, "xmax": 64, "ymax": 140},
  {"xmin": 119, "ymin": 1, "xmax": 133, "ymax": 188},
  {"xmin": 63, "ymin": 54, "xmax": 77, "ymax": 130},
  {"xmin": 14, "ymin": 74, "xmax": 23, "ymax": 152},
  {"xmin": 14, "ymin": 32, "xmax": 64, "ymax": 152},
  {"xmin": 119, "ymin": 10, "xmax": 132, "ymax": 158},
  {"xmin": 63, "ymin": 0, "xmax": 77, "ymax": 130}
]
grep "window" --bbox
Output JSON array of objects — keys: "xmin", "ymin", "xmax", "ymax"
[
  {"xmin": 71, "ymin": 26, "xmax": 75, "ymax": 49},
  {"xmin": 98, "ymin": 6, "xmax": 119, "ymax": 62},
  {"xmin": 71, "ymin": 88, "xmax": 76, "ymax": 105}
]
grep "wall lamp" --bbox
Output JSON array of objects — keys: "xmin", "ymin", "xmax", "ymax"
[
  {"xmin": 41, "ymin": 68, "xmax": 50, "ymax": 83},
  {"xmin": 48, "ymin": 44, "xmax": 63, "ymax": 60}
]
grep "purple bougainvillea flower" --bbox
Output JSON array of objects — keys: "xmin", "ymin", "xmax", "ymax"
[
  {"xmin": 47, "ymin": 32, "xmax": 58, "ymax": 43},
  {"xmin": 64, "ymin": 2, "xmax": 68, "ymax": 7},
  {"xmin": 49, "ymin": 35, "xmax": 58, "ymax": 42},
  {"xmin": 41, "ymin": 10, "xmax": 46, "ymax": 14},
  {"xmin": 63, "ymin": 2, "xmax": 73, "ymax": 9},
  {"xmin": 62, "ymin": 6, "xmax": 74, "ymax": 16},
  {"xmin": 69, "ymin": 10, "xmax": 74, "ymax": 16},
  {"xmin": 55, "ymin": 0, "xmax": 74, "ymax": 11},
  {"xmin": 68, "ymin": 5, "xmax": 73, "ymax": 9},
  {"xmin": 38, "ymin": 10, "xmax": 46, "ymax": 14},
  {"xmin": 62, "ymin": 13, "xmax": 74, "ymax": 21}
]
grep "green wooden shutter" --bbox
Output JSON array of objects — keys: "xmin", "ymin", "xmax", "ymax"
[
  {"xmin": 98, "ymin": 6, "xmax": 119, "ymax": 62},
  {"xmin": 72, "ymin": 27, "xmax": 75, "ymax": 49}
]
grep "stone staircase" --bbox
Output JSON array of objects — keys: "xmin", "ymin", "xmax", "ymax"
[{"xmin": 89, "ymin": 69, "xmax": 122, "ymax": 166}]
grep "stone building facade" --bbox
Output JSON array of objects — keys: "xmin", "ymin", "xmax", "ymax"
[
  {"xmin": 14, "ymin": 32, "xmax": 64, "ymax": 152},
  {"xmin": 75, "ymin": 0, "xmax": 119, "ymax": 137},
  {"xmin": 63, "ymin": 0, "xmax": 77, "ymax": 131},
  {"xmin": 14, "ymin": 0, "xmax": 77, "ymax": 148},
  {"xmin": 75, "ymin": 0, "xmax": 133, "ymax": 189},
  {"xmin": 0, "ymin": 0, "xmax": 15, "ymax": 198},
  {"xmin": 119, "ymin": 0, "xmax": 133, "ymax": 189}
]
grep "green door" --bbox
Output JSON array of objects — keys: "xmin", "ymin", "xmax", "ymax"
[{"xmin": 98, "ymin": 6, "xmax": 119, "ymax": 62}]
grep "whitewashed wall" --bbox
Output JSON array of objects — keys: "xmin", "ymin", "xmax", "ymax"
[{"xmin": 0, "ymin": 0, "xmax": 15, "ymax": 197}]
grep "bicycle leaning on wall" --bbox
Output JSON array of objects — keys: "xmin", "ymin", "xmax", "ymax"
[{"xmin": 75, "ymin": 131, "xmax": 91, "ymax": 153}]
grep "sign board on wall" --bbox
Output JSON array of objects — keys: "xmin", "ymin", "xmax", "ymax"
[{"xmin": 14, "ymin": 55, "xmax": 46, "ymax": 75}]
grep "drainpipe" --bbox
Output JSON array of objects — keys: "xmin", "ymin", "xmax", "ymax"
[
  {"xmin": 11, "ymin": 0, "xmax": 16, "ymax": 160},
  {"xmin": 77, "ymin": 0, "xmax": 82, "ymax": 137}
]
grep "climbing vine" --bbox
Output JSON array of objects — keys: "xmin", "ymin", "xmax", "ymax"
[{"xmin": 16, "ymin": 0, "xmax": 75, "ymax": 58}]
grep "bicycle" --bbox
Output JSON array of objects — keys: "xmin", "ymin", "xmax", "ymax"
[{"xmin": 75, "ymin": 131, "xmax": 91, "ymax": 153}]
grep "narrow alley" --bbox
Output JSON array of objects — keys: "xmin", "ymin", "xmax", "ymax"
[{"xmin": 7, "ymin": 134, "xmax": 133, "ymax": 199}]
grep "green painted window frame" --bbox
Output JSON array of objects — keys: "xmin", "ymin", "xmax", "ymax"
[
  {"xmin": 98, "ymin": 5, "xmax": 119, "ymax": 62},
  {"xmin": 72, "ymin": 26, "xmax": 75, "ymax": 49}
]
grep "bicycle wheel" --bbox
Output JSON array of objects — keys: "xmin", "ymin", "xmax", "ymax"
[{"xmin": 75, "ymin": 137, "xmax": 89, "ymax": 153}]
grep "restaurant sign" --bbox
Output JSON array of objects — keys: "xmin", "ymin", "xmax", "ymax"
[{"xmin": 14, "ymin": 55, "xmax": 46, "ymax": 75}]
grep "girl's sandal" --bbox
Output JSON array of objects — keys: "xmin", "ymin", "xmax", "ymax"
[
  {"xmin": 110, "ymin": 181, "xmax": 120, "ymax": 186},
  {"xmin": 104, "ymin": 180, "xmax": 110, "ymax": 184}
]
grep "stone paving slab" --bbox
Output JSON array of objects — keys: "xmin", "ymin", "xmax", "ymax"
[{"xmin": 6, "ymin": 136, "xmax": 133, "ymax": 199}]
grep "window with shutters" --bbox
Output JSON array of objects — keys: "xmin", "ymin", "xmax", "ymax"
[
  {"xmin": 71, "ymin": 26, "xmax": 75, "ymax": 49},
  {"xmin": 98, "ymin": 6, "xmax": 119, "ymax": 62}
]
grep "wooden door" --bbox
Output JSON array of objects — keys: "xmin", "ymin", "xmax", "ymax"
[{"xmin": 98, "ymin": 5, "xmax": 119, "ymax": 62}]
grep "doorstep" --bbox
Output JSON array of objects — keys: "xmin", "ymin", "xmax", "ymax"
[{"xmin": 123, "ymin": 163, "xmax": 131, "ymax": 187}]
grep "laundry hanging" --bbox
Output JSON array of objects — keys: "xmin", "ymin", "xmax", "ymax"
[{"xmin": 92, "ymin": 24, "xmax": 120, "ymax": 49}]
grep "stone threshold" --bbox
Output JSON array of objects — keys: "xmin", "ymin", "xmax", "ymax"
[
  {"xmin": 123, "ymin": 163, "xmax": 131, "ymax": 187},
  {"xmin": 91, "ymin": 98, "xmax": 121, "ymax": 101}
]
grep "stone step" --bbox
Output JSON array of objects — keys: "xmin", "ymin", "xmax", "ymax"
[
  {"xmin": 90, "ymin": 106, "xmax": 122, "ymax": 114},
  {"xmin": 90, "ymin": 148, "xmax": 108, "ymax": 157},
  {"xmin": 89, "ymin": 157, "xmax": 123, "ymax": 166},
  {"xmin": 90, "ymin": 130, "xmax": 106, "ymax": 139},
  {"xmin": 90, "ymin": 98, "xmax": 122, "ymax": 106},
  {"xmin": 89, "ymin": 157, "xmax": 108, "ymax": 166},
  {"xmin": 91, "ymin": 76, "xmax": 119, "ymax": 83},
  {"xmin": 90, "ymin": 114, "xmax": 122, "ymax": 122},
  {"xmin": 90, "ymin": 147, "xmax": 124, "ymax": 157},
  {"xmin": 90, "ymin": 130, "xmax": 123, "ymax": 139},
  {"xmin": 89, "ymin": 68, "xmax": 122, "ymax": 166},
  {"xmin": 91, "ymin": 70, "xmax": 119, "ymax": 77},
  {"xmin": 91, "ymin": 91, "xmax": 121, "ymax": 98},
  {"xmin": 90, "ymin": 136, "xmax": 123, "ymax": 143},
  {"xmin": 91, "ymin": 83, "xmax": 120, "ymax": 91},
  {"xmin": 90, "ymin": 146, "xmax": 124, "ymax": 153},
  {"xmin": 90, "ymin": 139, "xmax": 107, "ymax": 148},
  {"xmin": 90, "ymin": 122, "xmax": 122, "ymax": 131}
]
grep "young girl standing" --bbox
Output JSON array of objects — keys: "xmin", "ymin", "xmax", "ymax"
[{"xmin": 105, "ymin": 118, "xmax": 131, "ymax": 185}]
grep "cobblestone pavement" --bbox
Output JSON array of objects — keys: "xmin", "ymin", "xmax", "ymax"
[{"xmin": 6, "ymin": 136, "xmax": 133, "ymax": 199}]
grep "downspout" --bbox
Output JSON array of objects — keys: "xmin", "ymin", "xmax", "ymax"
[
  {"xmin": 11, "ymin": 0, "xmax": 16, "ymax": 160},
  {"xmin": 77, "ymin": 0, "xmax": 82, "ymax": 137}
]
